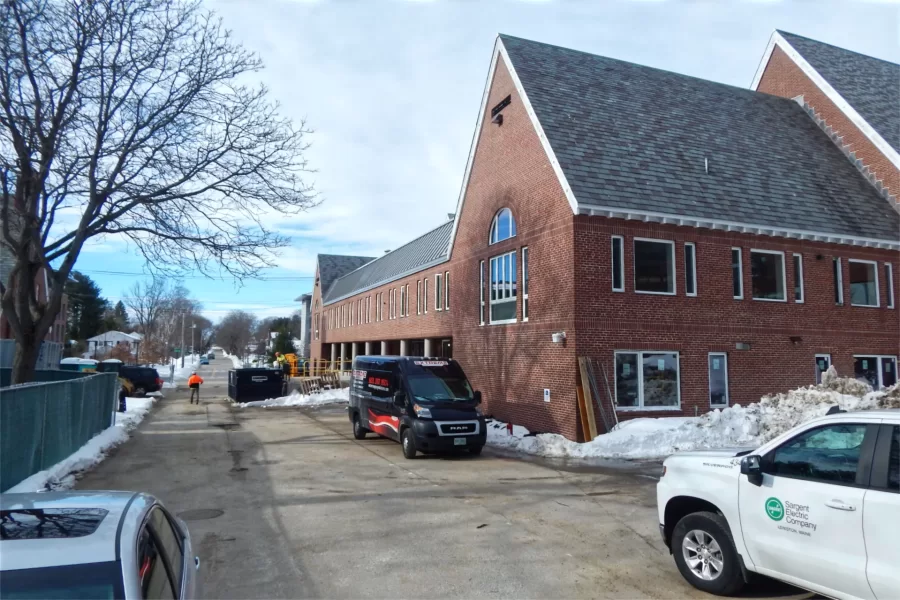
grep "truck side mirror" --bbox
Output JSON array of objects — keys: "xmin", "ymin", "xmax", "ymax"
[
  {"xmin": 473, "ymin": 390, "xmax": 482, "ymax": 405},
  {"xmin": 393, "ymin": 391, "xmax": 407, "ymax": 407},
  {"xmin": 740, "ymin": 455, "xmax": 763, "ymax": 487}
]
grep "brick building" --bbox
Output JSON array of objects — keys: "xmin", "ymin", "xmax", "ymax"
[{"xmin": 310, "ymin": 33, "xmax": 900, "ymax": 441}]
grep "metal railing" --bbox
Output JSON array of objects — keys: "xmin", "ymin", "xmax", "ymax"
[{"xmin": 1, "ymin": 372, "xmax": 118, "ymax": 492}]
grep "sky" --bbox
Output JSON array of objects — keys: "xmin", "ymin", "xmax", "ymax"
[{"xmin": 73, "ymin": 0, "xmax": 900, "ymax": 322}]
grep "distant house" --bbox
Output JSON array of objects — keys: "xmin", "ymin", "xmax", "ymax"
[{"xmin": 85, "ymin": 331, "xmax": 142, "ymax": 359}]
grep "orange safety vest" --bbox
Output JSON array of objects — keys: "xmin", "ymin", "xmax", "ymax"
[{"xmin": 188, "ymin": 374, "xmax": 204, "ymax": 386}]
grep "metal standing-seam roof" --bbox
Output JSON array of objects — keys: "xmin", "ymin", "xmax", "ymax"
[
  {"xmin": 499, "ymin": 34, "xmax": 899, "ymax": 242},
  {"xmin": 323, "ymin": 221, "xmax": 452, "ymax": 304},
  {"xmin": 777, "ymin": 31, "xmax": 900, "ymax": 152},
  {"xmin": 316, "ymin": 254, "xmax": 375, "ymax": 299}
]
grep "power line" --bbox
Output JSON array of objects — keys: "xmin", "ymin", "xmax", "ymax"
[{"xmin": 78, "ymin": 269, "xmax": 314, "ymax": 280}]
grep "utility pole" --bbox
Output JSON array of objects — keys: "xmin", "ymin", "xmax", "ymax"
[
  {"xmin": 180, "ymin": 312, "xmax": 185, "ymax": 368},
  {"xmin": 191, "ymin": 322, "xmax": 196, "ymax": 365}
]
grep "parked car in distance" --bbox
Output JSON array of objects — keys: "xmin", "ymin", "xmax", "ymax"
[
  {"xmin": 349, "ymin": 356, "xmax": 486, "ymax": 459},
  {"xmin": 657, "ymin": 409, "xmax": 899, "ymax": 599},
  {"xmin": 198, "ymin": 357, "xmax": 209, "ymax": 366},
  {"xmin": 0, "ymin": 491, "xmax": 200, "ymax": 599},
  {"xmin": 207, "ymin": 353, "xmax": 215, "ymax": 360},
  {"xmin": 119, "ymin": 366, "xmax": 164, "ymax": 396}
]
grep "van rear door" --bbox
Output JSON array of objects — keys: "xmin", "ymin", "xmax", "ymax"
[{"xmin": 363, "ymin": 361, "xmax": 399, "ymax": 440}]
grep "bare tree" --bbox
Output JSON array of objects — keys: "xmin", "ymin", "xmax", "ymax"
[
  {"xmin": 0, "ymin": 0, "xmax": 315, "ymax": 383},
  {"xmin": 124, "ymin": 277, "xmax": 169, "ymax": 340},
  {"xmin": 215, "ymin": 310, "xmax": 255, "ymax": 358}
]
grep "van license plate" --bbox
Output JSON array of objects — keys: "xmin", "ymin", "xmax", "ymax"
[{"xmin": 454, "ymin": 437, "xmax": 466, "ymax": 446}]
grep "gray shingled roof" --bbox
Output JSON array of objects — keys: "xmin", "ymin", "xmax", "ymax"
[
  {"xmin": 317, "ymin": 254, "xmax": 374, "ymax": 300},
  {"xmin": 779, "ymin": 31, "xmax": 899, "ymax": 152},
  {"xmin": 323, "ymin": 221, "xmax": 452, "ymax": 304},
  {"xmin": 500, "ymin": 35, "xmax": 899, "ymax": 241}
]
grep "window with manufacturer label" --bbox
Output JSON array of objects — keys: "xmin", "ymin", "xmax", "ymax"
[
  {"xmin": 138, "ymin": 527, "xmax": 175, "ymax": 599},
  {"xmin": 815, "ymin": 355, "xmax": 831, "ymax": 384},
  {"xmin": 708, "ymin": 353, "xmax": 728, "ymax": 407},
  {"xmin": 149, "ymin": 508, "xmax": 184, "ymax": 590},
  {"xmin": 855, "ymin": 356, "xmax": 897, "ymax": 389},
  {"xmin": 614, "ymin": 351, "xmax": 679, "ymax": 409},
  {"xmin": 769, "ymin": 424, "xmax": 867, "ymax": 484},
  {"xmin": 634, "ymin": 239, "xmax": 675, "ymax": 294}
]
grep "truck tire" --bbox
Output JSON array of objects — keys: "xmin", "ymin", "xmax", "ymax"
[
  {"xmin": 352, "ymin": 414, "xmax": 368, "ymax": 440},
  {"xmin": 672, "ymin": 511, "xmax": 745, "ymax": 596},
  {"xmin": 401, "ymin": 428, "xmax": 417, "ymax": 459}
]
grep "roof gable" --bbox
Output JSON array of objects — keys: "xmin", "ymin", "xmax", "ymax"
[
  {"xmin": 498, "ymin": 34, "xmax": 898, "ymax": 244},
  {"xmin": 316, "ymin": 254, "xmax": 375, "ymax": 298},
  {"xmin": 776, "ymin": 31, "xmax": 899, "ymax": 153},
  {"xmin": 323, "ymin": 221, "xmax": 452, "ymax": 305}
]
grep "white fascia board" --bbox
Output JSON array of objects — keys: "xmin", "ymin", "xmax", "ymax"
[
  {"xmin": 578, "ymin": 203, "xmax": 900, "ymax": 250},
  {"xmin": 445, "ymin": 36, "xmax": 579, "ymax": 258},
  {"xmin": 751, "ymin": 31, "xmax": 900, "ymax": 170}
]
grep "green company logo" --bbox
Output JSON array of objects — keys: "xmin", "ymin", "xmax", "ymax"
[{"xmin": 765, "ymin": 497, "xmax": 784, "ymax": 521}]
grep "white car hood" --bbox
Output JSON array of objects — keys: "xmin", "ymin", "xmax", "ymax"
[{"xmin": 669, "ymin": 447, "xmax": 755, "ymax": 459}]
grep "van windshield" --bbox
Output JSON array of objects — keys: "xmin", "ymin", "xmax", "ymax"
[{"xmin": 405, "ymin": 360, "xmax": 474, "ymax": 402}]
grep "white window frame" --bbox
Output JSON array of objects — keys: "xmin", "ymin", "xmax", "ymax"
[
  {"xmin": 885, "ymin": 263, "xmax": 895, "ymax": 309},
  {"xmin": 423, "ymin": 278, "xmax": 428, "ymax": 314},
  {"xmin": 416, "ymin": 280, "xmax": 422, "ymax": 315},
  {"xmin": 815, "ymin": 353, "xmax": 831, "ymax": 384},
  {"xmin": 611, "ymin": 236, "xmax": 624, "ymax": 292},
  {"xmin": 489, "ymin": 250, "xmax": 518, "ymax": 325},
  {"xmin": 522, "ymin": 246, "xmax": 529, "ymax": 322},
  {"xmin": 848, "ymin": 258, "xmax": 880, "ymax": 308},
  {"xmin": 435, "ymin": 273, "xmax": 443, "ymax": 311},
  {"xmin": 399, "ymin": 285, "xmax": 406, "ymax": 317},
  {"xmin": 405, "ymin": 284, "xmax": 410, "ymax": 316},
  {"xmin": 489, "ymin": 208, "xmax": 517, "ymax": 245},
  {"xmin": 732, "ymin": 247, "xmax": 743, "ymax": 300},
  {"xmin": 708, "ymin": 352, "xmax": 728, "ymax": 407},
  {"xmin": 793, "ymin": 253, "xmax": 804, "ymax": 303},
  {"xmin": 834, "ymin": 257, "xmax": 844, "ymax": 305},
  {"xmin": 314, "ymin": 313, "xmax": 319, "ymax": 340},
  {"xmin": 614, "ymin": 350, "xmax": 681, "ymax": 411},
  {"xmin": 749, "ymin": 249, "xmax": 787, "ymax": 303},
  {"xmin": 366, "ymin": 296, "xmax": 370, "ymax": 324},
  {"xmin": 684, "ymin": 242, "xmax": 697, "ymax": 297},
  {"xmin": 633, "ymin": 237, "xmax": 676, "ymax": 296},
  {"xmin": 444, "ymin": 271, "xmax": 450, "ymax": 311},
  {"xmin": 479, "ymin": 260, "xmax": 485, "ymax": 326},
  {"xmin": 852, "ymin": 354, "xmax": 898, "ymax": 389}
]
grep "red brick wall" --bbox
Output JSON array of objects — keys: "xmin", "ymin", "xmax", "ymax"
[
  {"xmin": 757, "ymin": 45, "xmax": 899, "ymax": 198},
  {"xmin": 574, "ymin": 216, "xmax": 900, "ymax": 426}
]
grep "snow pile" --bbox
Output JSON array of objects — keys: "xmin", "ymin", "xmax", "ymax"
[
  {"xmin": 149, "ymin": 356, "xmax": 202, "ymax": 381},
  {"xmin": 237, "ymin": 387, "xmax": 349, "ymax": 408},
  {"xmin": 487, "ymin": 371, "xmax": 899, "ymax": 460},
  {"xmin": 219, "ymin": 350, "xmax": 245, "ymax": 369},
  {"xmin": 7, "ymin": 397, "xmax": 156, "ymax": 493}
]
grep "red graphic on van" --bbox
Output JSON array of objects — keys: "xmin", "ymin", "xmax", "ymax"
[{"xmin": 367, "ymin": 408, "xmax": 398, "ymax": 434}]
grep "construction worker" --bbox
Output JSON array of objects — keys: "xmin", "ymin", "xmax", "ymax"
[{"xmin": 188, "ymin": 371, "xmax": 204, "ymax": 404}]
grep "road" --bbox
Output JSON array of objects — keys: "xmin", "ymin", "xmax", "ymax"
[{"xmin": 77, "ymin": 358, "xmax": 807, "ymax": 599}]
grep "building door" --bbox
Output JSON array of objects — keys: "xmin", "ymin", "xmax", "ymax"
[
  {"xmin": 440, "ymin": 339, "xmax": 452, "ymax": 358},
  {"xmin": 409, "ymin": 340, "xmax": 424, "ymax": 356}
]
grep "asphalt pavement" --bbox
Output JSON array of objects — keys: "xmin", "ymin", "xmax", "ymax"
[{"xmin": 76, "ymin": 375, "xmax": 808, "ymax": 599}]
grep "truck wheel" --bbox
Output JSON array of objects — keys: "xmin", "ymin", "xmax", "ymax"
[
  {"xmin": 134, "ymin": 387, "xmax": 146, "ymax": 397},
  {"xmin": 672, "ymin": 511, "xmax": 744, "ymax": 596},
  {"xmin": 401, "ymin": 428, "xmax": 417, "ymax": 459},
  {"xmin": 352, "ymin": 415, "xmax": 368, "ymax": 440}
]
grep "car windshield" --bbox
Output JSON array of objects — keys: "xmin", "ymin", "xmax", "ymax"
[
  {"xmin": 405, "ymin": 360, "xmax": 474, "ymax": 402},
  {"xmin": 1, "ymin": 562, "xmax": 125, "ymax": 599}
]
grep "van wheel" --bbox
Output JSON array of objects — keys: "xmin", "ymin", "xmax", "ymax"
[
  {"xmin": 352, "ymin": 415, "xmax": 368, "ymax": 440},
  {"xmin": 401, "ymin": 429, "xmax": 417, "ymax": 459},
  {"xmin": 672, "ymin": 511, "xmax": 744, "ymax": 596},
  {"xmin": 469, "ymin": 445, "xmax": 483, "ymax": 456}
]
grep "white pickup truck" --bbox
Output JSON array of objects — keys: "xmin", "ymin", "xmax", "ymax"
[{"xmin": 657, "ymin": 409, "xmax": 899, "ymax": 599}]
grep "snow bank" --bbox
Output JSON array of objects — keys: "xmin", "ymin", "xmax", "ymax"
[
  {"xmin": 7, "ymin": 397, "xmax": 156, "ymax": 493},
  {"xmin": 487, "ymin": 373, "xmax": 899, "ymax": 461},
  {"xmin": 237, "ymin": 387, "xmax": 349, "ymax": 408},
  {"xmin": 149, "ymin": 356, "xmax": 202, "ymax": 381}
]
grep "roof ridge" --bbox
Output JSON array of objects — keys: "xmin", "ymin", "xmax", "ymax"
[
  {"xmin": 329, "ymin": 219, "xmax": 453, "ymax": 286},
  {"xmin": 499, "ymin": 34, "xmax": 789, "ymax": 101},
  {"xmin": 776, "ymin": 30, "xmax": 900, "ymax": 68}
]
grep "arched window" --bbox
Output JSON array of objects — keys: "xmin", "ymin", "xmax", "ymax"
[{"xmin": 489, "ymin": 208, "xmax": 516, "ymax": 244}]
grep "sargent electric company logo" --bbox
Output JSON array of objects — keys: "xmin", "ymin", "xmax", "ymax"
[{"xmin": 765, "ymin": 497, "xmax": 784, "ymax": 521}]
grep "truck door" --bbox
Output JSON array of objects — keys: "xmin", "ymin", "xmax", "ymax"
[
  {"xmin": 864, "ymin": 424, "xmax": 899, "ymax": 599},
  {"xmin": 364, "ymin": 363, "xmax": 399, "ymax": 440},
  {"xmin": 738, "ymin": 422, "xmax": 877, "ymax": 600}
]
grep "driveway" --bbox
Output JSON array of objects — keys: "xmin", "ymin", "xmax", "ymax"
[{"xmin": 76, "ymin": 385, "xmax": 806, "ymax": 599}]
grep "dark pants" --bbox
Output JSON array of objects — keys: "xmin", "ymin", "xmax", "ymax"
[
  {"xmin": 190, "ymin": 385, "xmax": 200, "ymax": 404},
  {"xmin": 118, "ymin": 390, "xmax": 127, "ymax": 413}
]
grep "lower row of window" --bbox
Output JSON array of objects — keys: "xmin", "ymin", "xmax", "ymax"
[{"xmin": 614, "ymin": 351, "xmax": 897, "ymax": 410}]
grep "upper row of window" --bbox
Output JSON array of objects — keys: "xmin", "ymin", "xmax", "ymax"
[{"xmin": 611, "ymin": 236, "xmax": 895, "ymax": 308}]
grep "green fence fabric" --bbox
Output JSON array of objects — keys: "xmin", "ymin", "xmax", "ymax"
[
  {"xmin": 1, "ymin": 373, "xmax": 118, "ymax": 492},
  {"xmin": 0, "ymin": 368, "xmax": 88, "ymax": 388}
]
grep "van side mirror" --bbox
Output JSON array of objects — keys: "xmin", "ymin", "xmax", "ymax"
[
  {"xmin": 473, "ymin": 390, "xmax": 482, "ymax": 405},
  {"xmin": 393, "ymin": 391, "xmax": 407, "ymax": 407},
  {"xmin": 740, "ymin": 455, "xmax": 763, "ymax": 487}
]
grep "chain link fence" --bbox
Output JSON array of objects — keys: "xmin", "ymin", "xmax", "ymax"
[{"xmin": 1, "ymin": 371, "xmax": 118, "ymax": 492}]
